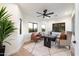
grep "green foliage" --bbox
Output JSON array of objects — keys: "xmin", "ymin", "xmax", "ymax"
[{"xmin": 0, "ymin": 6, "xmax": 16, "ymax": 45}]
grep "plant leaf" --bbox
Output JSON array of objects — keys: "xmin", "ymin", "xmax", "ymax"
[{"xmin": 0, "ymin": 6, "xmax": 16, "ymax": 44}]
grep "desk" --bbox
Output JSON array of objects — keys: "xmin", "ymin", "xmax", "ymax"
[{"xmin": 42, "ymin": 35, "xmax": 57, "ymax": 48}]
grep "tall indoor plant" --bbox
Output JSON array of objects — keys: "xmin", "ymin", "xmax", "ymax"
[{"xmin": 0, "ymin": 6, "xmax": 16, "ymax": 56}]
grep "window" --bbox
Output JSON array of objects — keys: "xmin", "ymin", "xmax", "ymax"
[
  {"xmin": 52, "ymin": 23, "xmax": 65, "ymax": 32},
  {"xmin": 28, "ymin": 23, "xmax": 38, "ymax": 33},
  {"xmin": 41, "ymin": 25, "xmax": 45, "ymax": 32}
]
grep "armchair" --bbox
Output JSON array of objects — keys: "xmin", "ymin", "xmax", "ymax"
[
  {"xmin": 56, "ymin": 31, "xmax": 72, "ymax": 49},
  {"xmin": 31, "ymin": 32, "xmax": 41, "ymax": 42}
]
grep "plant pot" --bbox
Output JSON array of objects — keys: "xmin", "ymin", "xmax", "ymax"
[{"xmin": 0, "ymin": 45, "xmax": 5, "ymax": 56}]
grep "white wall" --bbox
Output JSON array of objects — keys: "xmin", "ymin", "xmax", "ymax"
[
  {"xmin": 75, "ymin": 4, "xmax": 79, "ymax": 56},
  {"xmin": 44, "ymin": 16, "xmax": 72, "ymax": 33},
  {"xmin": 22, "ymin": 18, "xmax": 45, "ymax": 43},
  {"xmin": 0, "ymin": 4, "xmax": 24, "ymax": 56}
]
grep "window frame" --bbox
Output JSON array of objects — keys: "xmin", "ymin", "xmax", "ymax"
[
  {"xmin": 41, "ymin": 25, "xmax": 45, "ymax": 32},
  {"xmin": 28, "ymin": 22, "xmax": 38, "ymax": 33}
]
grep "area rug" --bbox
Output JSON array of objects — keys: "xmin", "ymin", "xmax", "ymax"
[{"xmin": 23, "ymin": 40, "xmax": 71, "ymax": 56}]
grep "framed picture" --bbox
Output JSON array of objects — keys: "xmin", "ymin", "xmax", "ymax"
[
  {"xmin": 20, "ymin": 18, "xmax": 22, "ymax": 34},
  {"xmin": 52, "ymin": 23, "xmax": 65, "ymax": 32}
]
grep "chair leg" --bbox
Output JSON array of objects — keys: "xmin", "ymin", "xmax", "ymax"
[
  {"xmin": 57, "ymin": 42, "xmax": 60, "ymax": 48},
  {"xmin": 55, "ymin": 40, "xmax": 57, "ymax": 45},
  {"xmin": 55, "ymin": 42, "xmax": 56, "ymax": 45},
  {"xmin": 69, "ymin": 46, "xmax": 70, "ymax": 50}
]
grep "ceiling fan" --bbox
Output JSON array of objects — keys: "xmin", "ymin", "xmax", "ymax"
[{"xmin": 36, "ymin": 9, "xmax": 54, "ymax": 18}]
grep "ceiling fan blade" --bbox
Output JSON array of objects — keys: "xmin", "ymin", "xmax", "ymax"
[
  {"xmin": 46, "ymin": 15, "xmax": 50, "ymax": 17},
  {"xmin": 46, "ymin": 12, "xmax": 54, "ymax": 15},
  {"xmin": 36, "ymin": 12, "xmax": 42, "ymax": 15},
  {"xmin": 37, "ymin": 15, "xmax": 42, "ymax": 17}
]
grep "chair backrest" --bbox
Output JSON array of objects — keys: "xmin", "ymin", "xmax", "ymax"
[
  {"xmin": 59, "ymin": 31, "xmax": 72, "ymax": 46},
  {"xmin": 66, "ymin": 31, "xmax": 72, "ymax": 45},
  {"xmin": 59, "ymin": 32, "xmax": 67, "ymax": 40}
]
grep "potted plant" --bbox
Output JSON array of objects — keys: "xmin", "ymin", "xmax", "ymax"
[{"xmin": 0, "ymin": 6, "xmax": 16, "ymax": 56}]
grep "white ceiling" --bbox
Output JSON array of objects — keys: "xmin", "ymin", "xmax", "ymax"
[{"xmin": 17, "ymin": 3, "xmax": 74, "ymax": 20}]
